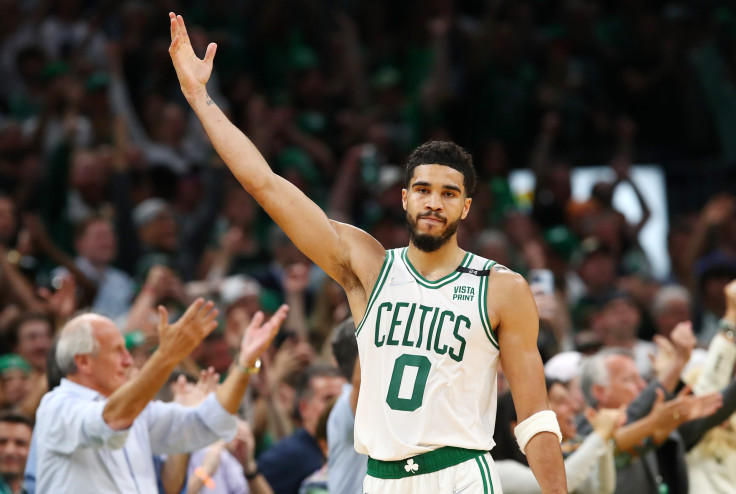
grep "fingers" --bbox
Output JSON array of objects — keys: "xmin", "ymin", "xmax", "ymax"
[
  {"xmin": 158, "ymin": 305, "xmax": 169, "ymax": 328},
  {"xmin": 181, "ymin": 298, "xmax": 205, "ymax": 322},
  {"xmin": 204, "ymin": 43, "xmax": 217, "ymax": 65},
  {"xmin": 677, "ymin": 384, "xmax": 692, "ymax": 398},
  {"xmin": 267, "ymin": 304, "xmax": 290, "ymax": 330},
  {"xmin": 169, "ymin": 12, "xmax": 177, "ymax": 41},
  {"xmin": 177, "ymin": 15, "xmax": 190, "ymax": 42},
  {"xmin": 653, "ymin": 387, "xmax": 665, "ymax": 407}
]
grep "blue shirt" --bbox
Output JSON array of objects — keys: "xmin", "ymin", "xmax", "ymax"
[
  {"xmin": 31, "ymin": 379, "xmax": 237, "ymax": 494},
  {"xmin": 257, "ymin": 429, "xmax": 323, "ymax": 494},
  {"xmin": 327, "ymin": 384, "xmax": 367, "ymax": 494}
]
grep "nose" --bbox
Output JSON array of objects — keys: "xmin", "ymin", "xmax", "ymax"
[
  {"xmin": 425, "ymin": 191, "xmax": 443, "ymax": 211},
  {"xmin": 123, "ymin": 350, "xmax": 134, "ymax": 367}
]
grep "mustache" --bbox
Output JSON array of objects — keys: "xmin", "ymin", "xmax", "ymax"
[{"xmin": 417, "ymin": 211, "xmax": 446, "ymax": 223}]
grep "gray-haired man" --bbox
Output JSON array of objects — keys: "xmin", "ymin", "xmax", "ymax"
[{"xmin": 31, "ymin": 299, "xmax": 287, "ymax": 493}]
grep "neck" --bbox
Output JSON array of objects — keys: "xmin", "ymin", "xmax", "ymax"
[
  {"xmin": 82, "ymin": 255, "xmax": 107, "ymax": 271},
  {"xmin": 603, "ymin": 333, "xmax": 635, "ymax": 348},
  {"xmin": 66, "ymin": 374, "xmax": 111, "ymax": 397},
  {"xmin": 406, "ymin": 238, "xmax": 465, "ymax": 281}
]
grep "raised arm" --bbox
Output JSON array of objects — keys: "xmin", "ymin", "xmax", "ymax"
[
  {"xmin": 491, "ymin": 268, "xmax": 566, "ymax": 494},
  {"xmin": 167, "ymin": 13, "xmax": 384, "ymax": 294},
  {"xmin": 103, "ymin": 299, "xmax": 219, "ymax": 429}
]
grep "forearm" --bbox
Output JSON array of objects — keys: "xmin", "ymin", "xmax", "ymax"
[
  {"xmin": 185, "ymin": 89, "xmax": 348, "ymax": 278},
  {"xmin": 247, "ymin": 474, "xmax": 275, "ymax": 494},
  {"xmin": 0, "ymin": 256, "xmax": 45, "ymax": 312},
  {"xmin": 242, "ymin": 457, "xmax": 275, "ymax": 494},
  {"xmin": 186, "ymin": 90, "xmax": 273, "ymax": 194},
  {"xmin": 525, "ymin": 432, "xmax": 567, "ymax": 494},
  {"xmin": 103, "ymin": 351, "xmax": 178, "ymax": 429},
  {"xmin": 283, "ymin": 290, "xmax": 308, "ymax": 340},
  {"xmin": 161, "ymin": 453, "xmax": 190, "ymax": 494},
  {"xmin": 123, "ymin": 289, "xmax": 158, "ymax": 333},
  {"xmin": 658, "ymin": 358, "xmax": 687, "ymax": 394},
  {"xmin": 612, "ymin": 415, "xmax": 657, "ymax": 453},
  {"xmin": 216, "ymin": 365, "xmax": 251, "ymax": 415},
  {"xmin": 42, "ymin": 244, "xmax": 98, "ymax": 302}
]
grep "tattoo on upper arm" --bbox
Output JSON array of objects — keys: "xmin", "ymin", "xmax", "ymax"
[
  {"xmin": 205, "ymin": 93, "xmax": 214, "ymax": 106},
  {"xmin": 493, "ymin": 264, "xmax": 510, "ymax": 272}
]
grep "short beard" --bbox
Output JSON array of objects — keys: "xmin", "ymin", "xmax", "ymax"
[{"xmin": 406, "ymin": 211, "xmax": 461, "ymax": 253}]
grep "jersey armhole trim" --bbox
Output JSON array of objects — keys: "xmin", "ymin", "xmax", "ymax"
[
  {"xmin": 479, "ymin": 260, "xmax": 499, "ymax": 349},
  {"xmin": 355, "ymin": 250, "xmax": 394, "ymax": 337}
]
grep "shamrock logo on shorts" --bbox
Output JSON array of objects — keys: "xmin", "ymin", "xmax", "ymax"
[{"xmin": 404, "ymin": 459, "xmax": 419, "ymax": 474}]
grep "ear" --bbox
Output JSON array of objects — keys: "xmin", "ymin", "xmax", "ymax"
[
  {"xmin": 401, "ymin": 188, "xmax": 408, "ymax": 211},
  {"xmin": 74, "ymin": 354, "xmax": 92, "ymax": 374},
  {"xmin": 461, "ymin": 197, "xmax": 472, "ymax": 220},
  {"xmin": 591, "ymin": 383, "xmax": 605, "ymax": 405}
]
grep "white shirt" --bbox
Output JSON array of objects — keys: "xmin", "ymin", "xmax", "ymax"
[
  {"xmin": 33, "ymin": 379, "xmax": 237, "ymax": 494},
  {"xmin": 496, "ymin": 432, "xmax": 615, "ymax": 494}
]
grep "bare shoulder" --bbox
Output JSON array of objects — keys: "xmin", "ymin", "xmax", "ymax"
[
  {"xmin": 486, "ymin": 265, "xmax": 535, "ymax": 329},
  {"xmin": 488, "ymin": 264, "xmax": 529, "ymax": 291}
]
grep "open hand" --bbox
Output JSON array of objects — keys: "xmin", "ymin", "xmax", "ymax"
[
  {"xmin": 157, "ymin": 298, "xmax": 219, "ymax": 363},
  {"xmin": 238, "ymin": 305, "xmax": 289, "ymax": 367},
  {"xmin": 586, "ymin": 406, "xmax": 626, "ymax": 441},
  {"xmin": 168, "ymin": 12, "xmax": 216, "ymax": 99},
  {"xmin": 172, "ymin": 367, "xmax": 220, "ymax": 407}
]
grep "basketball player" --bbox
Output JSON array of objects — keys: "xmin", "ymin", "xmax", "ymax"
[{"xmin": 168, "ymin": 12, "xmax": 566, "ymax": 494}]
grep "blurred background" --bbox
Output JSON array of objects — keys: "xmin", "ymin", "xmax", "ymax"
[{"xmin": 2, "ymin": 0, "xmax": 736, "ymax": 492}]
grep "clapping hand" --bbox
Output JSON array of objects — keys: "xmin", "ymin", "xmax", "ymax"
[
  {"xmin": 237, "ymin": 305, "xmax": 289, "ymax": 368},
  {"xmin": 172, "ymin": 367, "xmax": 220, "ymax": 407},
  {"xmin": 157, "ymin": 298, "xmax": 219, "ymax": 364}
]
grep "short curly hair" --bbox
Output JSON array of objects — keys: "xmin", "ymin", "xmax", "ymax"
[{"xmin": 404, "ymin": 141, "xmax": 477, "ymax": 196}]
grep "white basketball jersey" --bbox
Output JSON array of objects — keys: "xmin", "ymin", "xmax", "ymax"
[{"xmin": 354, "ymin": 247, "xmax": 501, "ymax": 461}]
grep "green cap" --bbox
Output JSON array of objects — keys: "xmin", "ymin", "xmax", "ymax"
[
  {"xmin": 124, "ymin": 330, "xmax": 146, "ymax": 350},
  {"xmin": 0, "ymin": 354, "xmax": 32, "ymax": 374}
]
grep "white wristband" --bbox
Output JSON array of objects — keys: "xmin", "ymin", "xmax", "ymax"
[{"xmin": 514, "ymin": 410, "xmax": 562, "ymax": 455}]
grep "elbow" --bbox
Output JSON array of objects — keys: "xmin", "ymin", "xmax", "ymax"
[{"xmin": 102, "ymin": 409, "xmax": 134, "ymax": 432}]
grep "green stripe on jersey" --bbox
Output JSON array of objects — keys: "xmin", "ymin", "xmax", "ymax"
[
  {"xmin": 478, "ymin": 260, "xmax": 499, "ymax": 349},
  {"xmin": 475, "ymin": 457, "xmax": 489, "ymax": 494},
  {"xmin": 481, "ymin": 454, "xmax": 495, "ymax": 494},
  {"xmin": 355, "ymin": 250, "xmax": 394, "ymax": 337},
  {"xmin": 401, "ymin": 248, "xmax": 471, "ymax": 289}
]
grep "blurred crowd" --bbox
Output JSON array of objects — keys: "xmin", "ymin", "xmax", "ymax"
[{"xmin": 1, "ymin": 0, "xmax": 736, "ymax": 493}]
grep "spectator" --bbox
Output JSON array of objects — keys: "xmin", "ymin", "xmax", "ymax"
[
  {"xmin": 0, "ymin": 356, "xmax": 31, "ymax": 412},
  {"xmin": 5, "ymin": 313, "xmax": 52, "ymax": 374},
  {"xmin": 0, "ymin": 413, "xmax": 32, "ymax": 494},
  {"xmin": 52, "ymin": 215, "xmax": 135, "ymax": 323},
  {"xmin": 326, "ymin": 318, "xmax": 365, "ymax": 494},
  {"xmin": 257, "ymin": 363, "xmax": 345, "ymax": 494},
  {"xmin": 492, "ymin": 380, "xmax": 623, "ymax": 494},
  {"xmin": 578, "ymin": 342, "xmax": 725, "ymax": 494},
  {"xmin": 591, "ymin": 291, "xmax": 655, "ymax": 379},
  {"xmin": 32, "ymin": 300, "xmax": 287, "ymax": 492}
]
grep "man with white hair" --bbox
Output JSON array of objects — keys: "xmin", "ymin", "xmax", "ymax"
[{"xmin": 31, "ymin": 298, "xmax": 288, "ymax": 493}]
